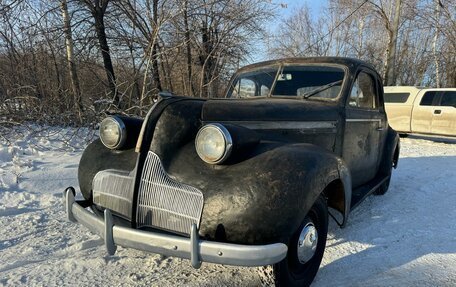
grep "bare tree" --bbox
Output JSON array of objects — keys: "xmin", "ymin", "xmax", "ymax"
[
  {"xmin": 79, "ymin": 0, "xmax": 120, "ymax": 107},
  {"xmin": 270, "ymin": 0, "xmax": 455, "ymax": 88},
  {"xmin": 2, "ymin": 0, "xmax": 454, "ymax": 129},
  {"xmin": 61, "ymin": 0, "xmax": 83, "ymax": 120},
  {"xmin": 183, "ymin": 0, "xmax": 193, "ymax": 96},
  {"xmin": 432, "ymin": 0, "xmax": 441, "ymax": 87},
  {"xmin": 373, "ymin": 0, "xmax": 402, "ymax": 86}
]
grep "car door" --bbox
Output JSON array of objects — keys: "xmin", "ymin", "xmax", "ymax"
[
  {"xmin": 411, "ymin": 91, "xmax": 439, "ymax": 134},
  {"xmin": 431, "ymin": 90, "xmax": 456, "ymax": 136},
  {"xmin": 343, "ymin": 70, "xmax": 386, "ymax": 188}
]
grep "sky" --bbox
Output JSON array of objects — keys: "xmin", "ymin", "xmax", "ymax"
[
  {"xmin": 281, "ymin": 0, "xmax": 325, "ymax": 17},
  {"xmin": 248, "ymin": 0, "xmax": 327, "ymax": 63}
]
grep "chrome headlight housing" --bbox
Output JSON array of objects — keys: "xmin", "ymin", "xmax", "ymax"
[
  {"xmin": 195, "ymin": 123, "xmax": 233, "ymax": 164},
  {"xmin": 100, "ymin": 116, "xmax": 127, "ymax": 150}
]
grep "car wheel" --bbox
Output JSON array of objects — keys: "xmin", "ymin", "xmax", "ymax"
[
  {"xmin": 90, "ymin": 204, "xmax": 104, "ymax": 216},
  {"xmin": 375, "ymin": 144, "xmax": 397, "ymax": 196},
  {"xmin": 259, "ymin": 196, "xmax": 328, "ymax": 287},
  {"xmin": 374, "ymin": 174, "xmax": 391, "ymax": 195}
]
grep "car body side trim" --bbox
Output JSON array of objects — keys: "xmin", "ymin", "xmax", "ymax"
[
  {"xmin": 346, "ymin": 119, "xmax": 382, "ymax": 123},
  {"xmin": 206, "ymin": 121, "xmax": 337, "ymax": 130}
]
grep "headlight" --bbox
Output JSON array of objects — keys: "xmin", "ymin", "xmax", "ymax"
[
  {"xmin": 195, "ymin": 123, "xmax": 233, "ymax": 164},
  {"xmin": 100, "ymin": 116, "xmax": 127, "ymax": 150}
]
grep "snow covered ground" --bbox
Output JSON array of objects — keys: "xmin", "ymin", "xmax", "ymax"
[{"xmin": 0, "ymin": 127, "xmax": 455, "ymax": 287}]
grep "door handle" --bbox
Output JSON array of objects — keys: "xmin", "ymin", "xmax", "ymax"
[
  {"xmin": 376, "ymin": 127, "xmax": 384, "ymax": 131},
  {"xmin": 434, "ymin": 109, "xmax": 442, "ymax": 114}
]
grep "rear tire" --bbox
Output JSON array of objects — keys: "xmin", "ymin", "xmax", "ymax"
[
  {"xmin": 260, "ymin": 196, "xmax": 328, "ymax": 287},
  {"xmin": 374, "ymin": 175, "xmax": 391, "ymax": 195}
]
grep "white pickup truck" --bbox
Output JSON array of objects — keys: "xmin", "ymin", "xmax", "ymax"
[{"xmin": 384, "ymin": 86, "xmax": 456, "ymax": 137}]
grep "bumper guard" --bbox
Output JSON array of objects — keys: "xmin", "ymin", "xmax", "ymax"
[{"xmin": 64, "ymin": 187, "xmax": 288, "ymax": 268}]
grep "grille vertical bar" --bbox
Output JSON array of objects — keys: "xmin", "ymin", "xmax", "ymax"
[
  {"xmin": 92, "ymin": 169, "xmax": 134, "ymax": 219},
  {"xmin": 136, "ymin": 152, "xmax": 204, "ymax": 235}
]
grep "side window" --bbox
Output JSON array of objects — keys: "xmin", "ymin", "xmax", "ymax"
[
  {"xmin": 231, "ymin": 79, "xmax": 256, "ymax": 98},
  {"xmin": 420, "ymin": 91, "xmax": 438, "ymax": 106},
  {"xmin": 349, "ymin": 80, "xmax": 360, "ymax": 107},
  {"xmin": 260, "ymin": 85, "xmax": 270, "ymax": 97},
  {"xmin": 349, "ymin": 72, "xmax": 377, "ymax": 109},
  {"xmin": 440, "ymin": 91, "xmax": 456, "ymax": 107},
  {"xmin": 384, "ymin": 93, "xmax": 410, "ymax": 103},
  {"xmin": 230, "ymin": 81, "xmax": 241, "ymax": 98},
  {"xmin": 239, "ymin": 79, "xmax": 256, "ymax": 98}
]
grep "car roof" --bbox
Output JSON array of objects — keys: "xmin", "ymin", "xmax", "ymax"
[
  {"xmin": 237, "ymin": 57, "xmax": 376, "ymax": 73},
  {"xmin": 384, "ymin": 86, "xmax": 422, "ymax": 93},
  {"xmin": 384, "ymin": 86, "xmax": 456, "ymax": 92}
]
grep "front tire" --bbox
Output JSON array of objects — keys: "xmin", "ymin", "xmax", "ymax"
[{"xmin": 261, "ymin": 196, "xmax": 328, "ymax": 287}]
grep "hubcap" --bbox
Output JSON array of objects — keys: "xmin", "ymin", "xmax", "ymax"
[{"xmin": 297, "ymin": 222, "xmax": 318, "ymax": 264}]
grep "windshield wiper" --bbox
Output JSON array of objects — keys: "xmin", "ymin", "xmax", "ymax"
[{"xmin": 298, "ymin": 80, "xmax": 343, "ymax": 99}]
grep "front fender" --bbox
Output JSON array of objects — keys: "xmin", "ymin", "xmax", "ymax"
[
  {"xmin": 78, "ymin": 139, "xmax": 137, "ymax": 200},
  {"xmin": 167, "ymin": 142, "xmax": 350, "ymax": 245}
]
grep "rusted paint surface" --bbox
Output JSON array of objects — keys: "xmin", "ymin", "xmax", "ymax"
[{"xmin": 77, "ymin": 57, "xmax": 398, "ymax": 245}]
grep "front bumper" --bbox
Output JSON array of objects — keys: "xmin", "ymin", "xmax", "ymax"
[{"xmin": 64, "ymin": 187, "xmax": 288, "ymax": 268}]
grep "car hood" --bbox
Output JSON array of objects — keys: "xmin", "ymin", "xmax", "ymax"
[{"xmin": 201, "ymin": 98, "xmax": 340, "ymax": 122}]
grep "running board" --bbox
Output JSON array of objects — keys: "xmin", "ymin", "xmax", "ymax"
[{"xmin": 350, "ymin": 175, "xmax": 389, "ymax": 210}]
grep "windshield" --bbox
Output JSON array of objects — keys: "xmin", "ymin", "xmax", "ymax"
[{"xmin": 226, "ymin": 65, "xmax": 345, "ymax": 100}]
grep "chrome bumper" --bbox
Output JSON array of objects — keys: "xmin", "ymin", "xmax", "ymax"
[{"xmin": 64, "ymin": 187, "xmax": 288, "ymax": 268}]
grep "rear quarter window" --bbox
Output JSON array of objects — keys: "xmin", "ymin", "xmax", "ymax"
[
  {"xmin": 384, "ymin": 92, "xmax": 410, "ymax": 103},
  {"xmin": 440, "ymin": 91, "xmax": 456, "ymax": 107}
]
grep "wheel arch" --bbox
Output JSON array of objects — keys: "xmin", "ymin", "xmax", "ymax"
[
  {"xmin": 323, "ymin": 179, "xmax": 347, "ymax": 227},
  {"xmin": 380, "ymin": 126, "xmax": 400, "ymax": 174},
  {"xmin": 273, "ymin": 144, "xmax": 352, "ymax": 230},
  {"xmin": 321, "ymin": 160, "xmax": 352, "ymax": 228}
]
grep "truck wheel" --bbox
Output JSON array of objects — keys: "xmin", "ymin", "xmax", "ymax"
[{"xmin": 260, "ymin": 196, "xmax": 328, "ymax": 287}]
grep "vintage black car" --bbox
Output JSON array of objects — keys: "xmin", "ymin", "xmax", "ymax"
[{"xmin": 64, "ymin": 57, "xmax": 400, "ymax": 286}]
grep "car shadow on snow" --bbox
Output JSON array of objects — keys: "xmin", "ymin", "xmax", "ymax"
[{"xmin": 313, "ymin": 155, "xmax": 456, "ymax": 286}]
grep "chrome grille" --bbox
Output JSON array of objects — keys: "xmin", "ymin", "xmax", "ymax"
[
  {"xmin": 137, "ymin": 152, "xmax": 204, "ymax": 235},
  {"xmin": 92, "ymin": 169, "xmax": 134, "ymax": 219}
]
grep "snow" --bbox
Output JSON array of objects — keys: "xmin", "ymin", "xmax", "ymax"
[{"xmin": 1, "ymin": 128, "xmax": 455, "ymax": 286}]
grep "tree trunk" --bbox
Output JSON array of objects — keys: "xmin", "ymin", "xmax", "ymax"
[
  {"xmin": 61, "ymin": 0, "xmax": 83, "ymax": 121},
  {"xmin": 450, "ymin": 64, "xmax": 456, "ymax": 87},
  {"xmin": 384, "ymin": 0, "xmax": 401, "ymax": 86},
  {"xmin": 151, "ymin": 0, "xmax": 162, "ymax": 94},
  {"xmin": 183, "ymin": 0, "xmax": 193, "ymax": 96},
  {"xmin": 92, "ymin": 4, "xmax": 120, "ymax": 107},
  {"xmin": 432, "ymin": 0, "xmax": 441, "ymax": 88},
  {"xmin": 199, "ymin": 19, "xmax": 215, "ymax": 98},
  {"xmin": 357, "ymin": 17, "xmax": 365, "ymax": 58}
]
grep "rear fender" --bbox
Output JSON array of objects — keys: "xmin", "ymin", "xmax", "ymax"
[{"xmin": 380, "ymin": 126, "xmax": 400, "ymax": 174}]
